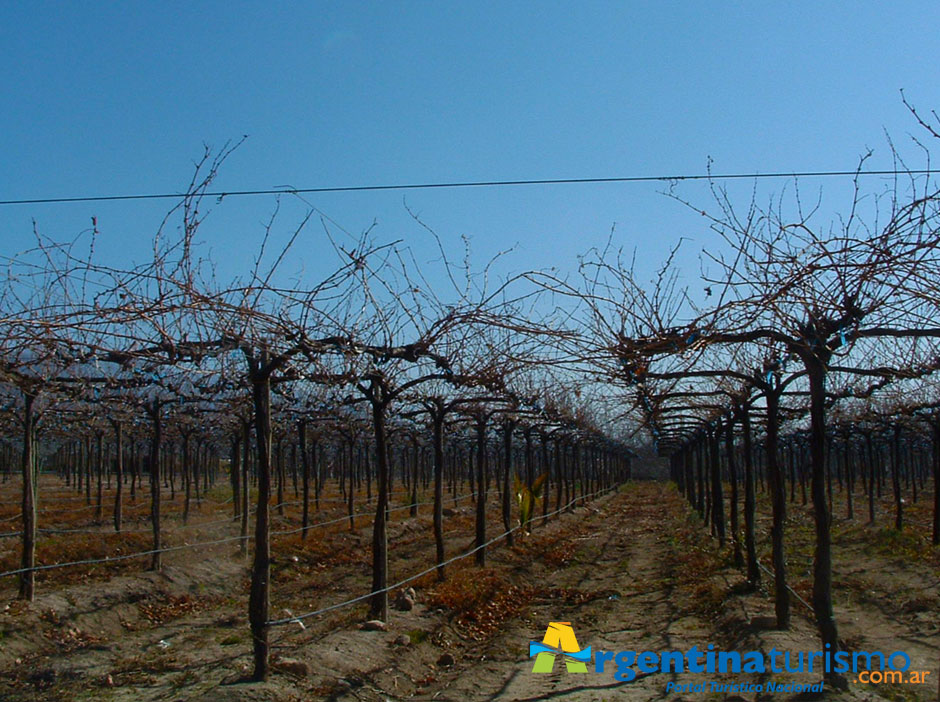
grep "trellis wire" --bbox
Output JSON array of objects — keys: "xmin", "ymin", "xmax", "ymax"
[
  {"xmin": 266, "ymin": 486, "xmax": 614, "ymax": 626},
  {"xmin": 0, "ymin": 491, "xmax": 474, "ymax": 580}
]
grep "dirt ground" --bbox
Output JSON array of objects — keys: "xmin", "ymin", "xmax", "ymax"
[{"xmin": 0, "ymin": 477, "xmax": 937, "ymax": 701}]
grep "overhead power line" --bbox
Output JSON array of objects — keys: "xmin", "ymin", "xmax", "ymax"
[{"xmin": 0, "ymin": 169, "xmax": 935, "ymax": 207}]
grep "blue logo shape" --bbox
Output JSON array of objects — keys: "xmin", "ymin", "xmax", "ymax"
[{"xmin": 529, "ymin": 641, "xmax": 592, "ymax": 662}]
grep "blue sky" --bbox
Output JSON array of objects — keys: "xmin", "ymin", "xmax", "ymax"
[{"xmin": 2, "ymin": 2, "xmax": 939, "ymax": 293}]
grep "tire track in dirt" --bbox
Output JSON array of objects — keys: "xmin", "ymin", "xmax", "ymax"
[{"xmin": 419, "ymin": 483, "xmax": 716, "ymax": 701}]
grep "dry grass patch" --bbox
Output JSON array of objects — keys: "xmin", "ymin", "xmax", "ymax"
[{"xmin": 426, "ymin": 565, "xmax": 534, "ymax": 641}]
